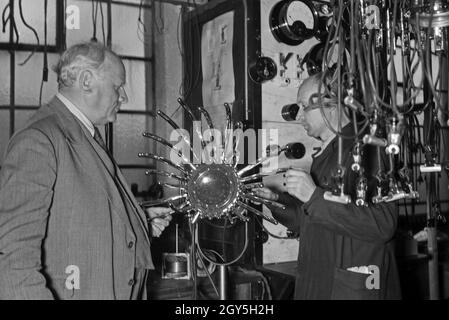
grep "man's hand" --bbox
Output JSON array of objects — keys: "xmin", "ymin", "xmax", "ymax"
[
  {"xmin": 251, "ymin": 187, "xmax": 279, "ymax": 202},
  {"xmin": 146, "ymin": 207, "xmax": 173, "ymax": 237},
  {"xmin": 285, "ymin": 169, "xmax": 316, "ymax": 202}
]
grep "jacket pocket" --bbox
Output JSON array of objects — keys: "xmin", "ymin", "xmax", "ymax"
[{"xmin": 330, "ymin": 267, "xmax": 379, "ymax": 300}]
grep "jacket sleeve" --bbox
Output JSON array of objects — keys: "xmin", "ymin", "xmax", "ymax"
[
  {"xmin": 0, "ymin": 129, "xmax": 56, "ymax": 299},
  {"xmin": 266, "ymin": 192, "xmax": 305, "ymax": 233},
  {"xmin": 302, "ymin": 186, "xmax": 398, "ymax": 243}
]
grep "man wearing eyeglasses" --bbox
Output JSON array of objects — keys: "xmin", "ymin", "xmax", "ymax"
[
  {"xmin": 0, "ymin": 42, "xmax": 172, "ymax": 299},
  {"xmin": 254, "ymin": 72, "xmax": 401, "ymax": 300}
]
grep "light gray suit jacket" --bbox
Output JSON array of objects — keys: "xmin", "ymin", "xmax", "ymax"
[{"xmin": 0, "ymin": 97, "xmax": 153, "ymax": 299}]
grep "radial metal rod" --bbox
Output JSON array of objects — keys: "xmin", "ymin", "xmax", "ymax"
[
  {"xmin": 178, "ymin": 97, "xmax": 198, "ymax": 122},
  {"xmin": 138, "ymin": 152, "xmax": 189, "ymax": 174},
  {"xmin": 177, "ymin": 99, "xmax": 208, "ymax": 151},
  {"xmin": 191, "ymin": 211, "xmax": 201, "ymax": 224},
  {"xmin": 157, "ymin": 109, "xmax": 182, "ymax": 131},
  {"xmin": 223, "ymin": 102, "xmax": 232, "ymax": 130},
  {"xmin": 237, "ymin": 152, "xmax": 281, "ymax": 177},
  {"xmin": 145, "ymin": 169, "xmax": 186, "ymax": 182},
  {"xmin": 222, "ymin": 103, "xmax": 233, "ymax": 164},
  {"xmin": 198, "ymin": 106, "xmax": 214, "ymax": 130},
  {"xmin": 237, "ymin": 143, "xmax": 292, "ymax": 177},
  {"xmin": 170, "ymin": 202, "xmax": 191, "ymax": 212},
  {"xmin": 243, "ymin": 193, "xmax": 286, "ymax": 210},
  {"xmin": 242, "ymin": 182, "xmax": 264, "ymax": 189},
  {"xmin": 139, "ymin": 194, "xmax": 187, "ymax": 207},
  {"xmin": 156, "ymin": 109, "xmax": 199, "ymax": 162},
  {"xmin": 143, "ymin": 132, "xmax": 196, "ymax": 170},
  {"xmin": 240, "ymin": 171, "xmax": 272, "ymax": 183},
  {"xmin": 198, "ymin": 105, "xmax": 219, "ymax": 163},
  {"xmin": 232, "ymin": 206, "xmax": 249, "ymax": 222},
  {"xmin": 160, "ymin": 182, "xmax": 185, "ymax": 190},
  {"xmin": 236, "ymin": 201, "xmax": 278, "ymax": 225},
  {"xmin": 232, "ymin": 122, "xmax": 243, "ymax": 167}
]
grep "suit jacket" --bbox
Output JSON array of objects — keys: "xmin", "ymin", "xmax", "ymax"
[
  {"xmin": 269, "ymin": 124, "xmax": 401, "ymax": 300},
  {"xmin": 0, "ymin": 97, "xmax": 153, "ymax": 299}
]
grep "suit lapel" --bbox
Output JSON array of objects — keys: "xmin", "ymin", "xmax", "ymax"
[{"xmin": 115, "ymin": 169, "xmax": 150, "ymax": 235}]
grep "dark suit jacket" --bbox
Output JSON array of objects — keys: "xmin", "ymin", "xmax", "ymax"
[{"xmin": 0, "ymin": 97, "xmax": 153, "ymax": 299}]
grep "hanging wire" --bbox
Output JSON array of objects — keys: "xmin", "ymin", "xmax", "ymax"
[
  {"xmin": 152, "ymin": 0, "xmax": 165, "ymax": 34},
  {"xmin": 17, "ymin": 0, "xmax": 40, "ymax": 65},
  {"xmin": 39, "ymin": 0, "xmax": 48, "ymax": 107},
  {"xmin": 137, "ymin": 0, "xmax": 147, "ymax": 43},
  {"xmin": 2, "ymin": 2, "xmax": 19, "ymax": 43},
  {"xmin": 99, "ymin": 1, "xmax": 106, "ymax": 44},
  {"xmin": 196, "ymin": 220, "xmax": 249, "ymax": 266},
  {"xmin": 91, "ymin": 0, "xmax": 99, "ymax": 42}
]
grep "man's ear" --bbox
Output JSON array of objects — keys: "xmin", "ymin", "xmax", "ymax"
[
  {"xmin": 326, "ymin": 105, "xmax": 338, "ymax": 120},
  {"xmin": 79, "ymin": 69, "xmax": 94, "ymax": 92}
]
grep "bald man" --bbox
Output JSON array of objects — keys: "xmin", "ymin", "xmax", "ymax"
[
  {"xmin": 0, "ymin": 42, "xmax": 171, "ymax": 299},
  {"xmin": 255, "ymin": 73, "xmax": 401, "ymax": 300}
]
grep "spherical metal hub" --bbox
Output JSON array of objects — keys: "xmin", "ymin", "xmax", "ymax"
[{"xmin": 186, "ymin": 164, "xmax": 241, "ymax": 219}]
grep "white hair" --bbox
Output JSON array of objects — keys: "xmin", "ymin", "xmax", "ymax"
[{"xmin": 53, "ymin": 42, "xmax": 118, "ymax": 89}]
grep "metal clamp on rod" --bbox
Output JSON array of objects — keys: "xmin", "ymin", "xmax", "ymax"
[
  {"xmin": 324, "ymin": 190, "xmax": 352, "ymax": 204},
  {"xmin": 324, "ymin": 166, "xmax": 351, "ymax": 205},
  {"xmin": 398, "ymin": 167, "xmax": 419, "ymax": 200},
  {"xmin": 381, "ymin": 177, "xmax": 418, "ymax": 203},
  {"xmin": 420, "ymin": 146, "xmax": 442, "ymax": 173},
  {"xmin": 420, "ymin": 164, "xmax": 442, "ymax": 173},
  {"xmin": 372, "ymin": 171, "xmax": 388, "ymax": 204},
  {"xmin": 351, "ymin": 142, "xmax": 363, "ymax": 172},
  {"xmin": 344, "ymin": 95, "xmax": 363, "ymax": 112},
  {"xmin": 386, "ymin": 117, "xmax": 403, "ymax": 155},
  {"xmin": 355, "ymin": 176, "xmax": 368, "ymax": 206},
  {"xmin": 363, "ymin": 113, "xmax": 387, "ymax": 148}
]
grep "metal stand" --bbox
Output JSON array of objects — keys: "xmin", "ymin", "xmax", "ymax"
[
  {"xmin": 190, "ymin": 220, "xmax": 198, "ymax": 300},
  {"xmin": 218, "ymin": 265, "xmax": 229, "ymax": 300}
]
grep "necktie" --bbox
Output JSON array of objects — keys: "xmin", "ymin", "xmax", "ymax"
[
  {"xmin": 93, "ymin": 127, "xmax": 117, "ymax": 175},
  {"xmin": 93, "ymin": 127, "xmax": 108, "ymax": 152}
]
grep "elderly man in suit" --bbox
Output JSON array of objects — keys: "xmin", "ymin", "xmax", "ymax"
[{"xmin": 0, "ymin": 42, "xmax": 172, "ymax": 299}]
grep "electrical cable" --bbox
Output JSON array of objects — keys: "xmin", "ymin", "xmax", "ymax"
[
  {"xmin": 17, "ymin": 0, "xmax": 40, "ymax": 66},
  {"xmin": 137, "ymin": 0, "xmax": 147, "ymax": 43},
  {"xmin": 196, "ymin": 220, "xmax": 248, "ymax": 266},
  {"xmin": 2, "ymin": 3, "xmax": 19, "ymax": 43},
  {"xmin": 91, "ymin": 0, "xmax": 99, "ymax": 42},
  {"xmin": 39, "ymin": 0, "xmax": 48, "ymax": 107},
  {"xmin": 99, "ymin": 1, "xmax": 106, "ymax": 44}
]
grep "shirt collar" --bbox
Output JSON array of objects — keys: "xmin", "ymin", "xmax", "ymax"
[
  {"xmin": 56, "ymin": 92, "xmax": 95, "ymax": 137},
  {"xmin": 315, "ymin": 132, "xmax": 336, "ymax": 157}
]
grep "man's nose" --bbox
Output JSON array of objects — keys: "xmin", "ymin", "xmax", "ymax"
[{"xmin": 119, "ymin": 87, "xmax": 128, "ymax": 104}]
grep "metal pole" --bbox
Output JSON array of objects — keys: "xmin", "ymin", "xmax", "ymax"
[
  {"xmin": 106, "ymin": 0, "xmax": 113, "ymax": 153},
  {"xmin": 190, "ymin": 221, "xmax": 198, "ymax": 300},
  {"xmin": 218, "ymin": 265, "xmax": 229, "ymax": 300},
  {"xmin": 9, "ymin": 0, "xmax": 15, "ymax": 138},
  {"xmin": 423, "ymin": 40, "xmax": 440, "ymax": 300}
]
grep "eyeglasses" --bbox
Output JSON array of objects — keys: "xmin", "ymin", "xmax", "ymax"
[{"xmin": 298, "ymin": 94, "xmax": 336, "ymax": 113}]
